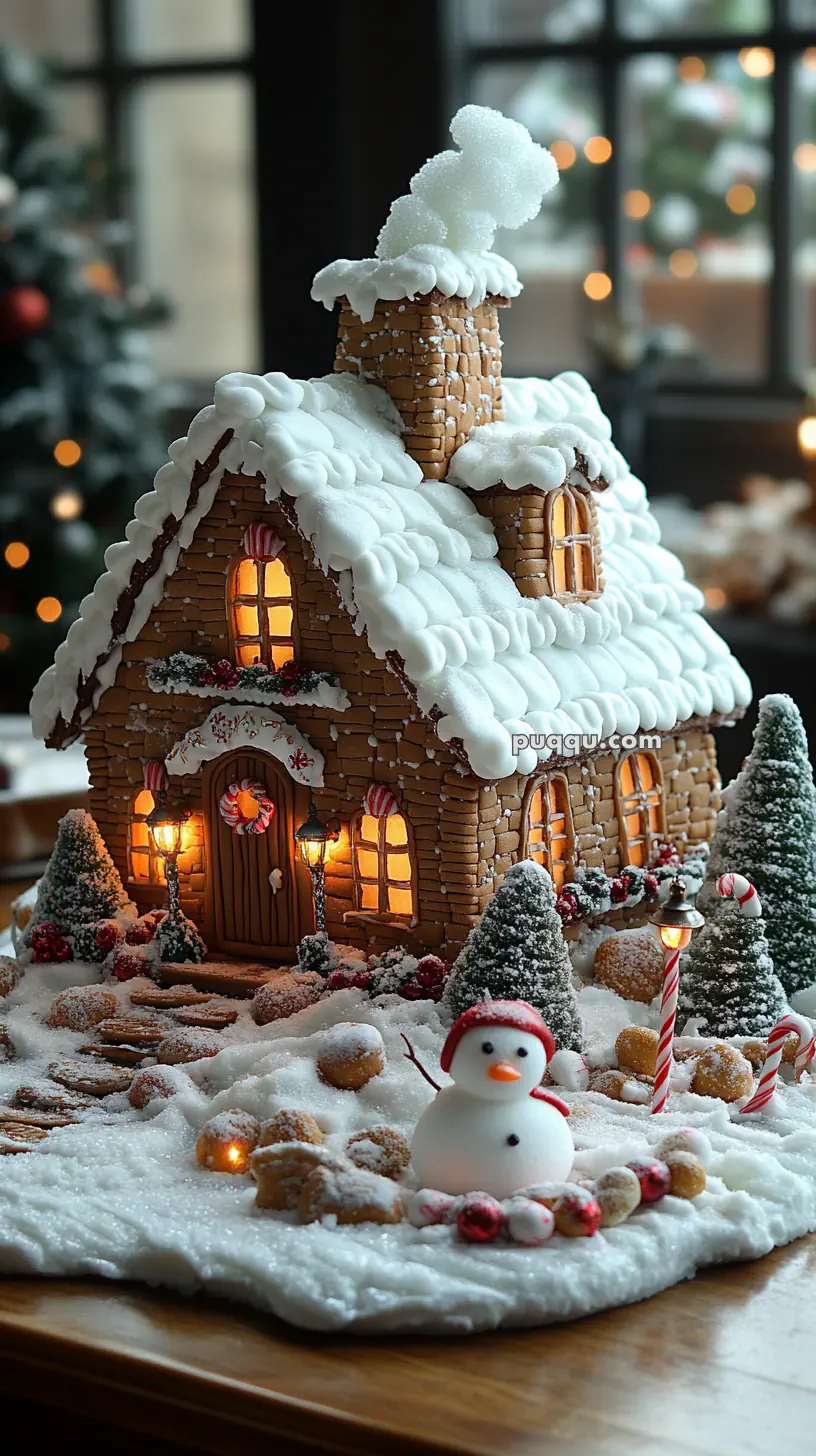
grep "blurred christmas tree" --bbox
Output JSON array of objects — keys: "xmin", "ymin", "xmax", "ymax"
[{"xmin": 0, "ymin": 48, "xmax": 168, "ymax": 711}]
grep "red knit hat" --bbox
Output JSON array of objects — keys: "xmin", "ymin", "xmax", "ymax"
[{"xmin": 440, "ymin": 1000, "xmax": 556, "ymax": 1073}]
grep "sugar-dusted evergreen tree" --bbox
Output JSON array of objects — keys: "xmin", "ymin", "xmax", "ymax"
[
  {"xmin": 445, "ymin": 859, "xmax": 583, "ymax": 1051},
  {"xmin": 706, "ymin": 694, "xmax": 816, "ymax": 997},
  {"xmin": 28, "ymin": 808, "xmax": 128, "ymax": 939},
  {"xmin": 679, "ymin": 890, "xmax": 787, "ymax": 1038},
  {"xmin": 156, "ymin": 911, "xmax": 206, "ymax": 965}
]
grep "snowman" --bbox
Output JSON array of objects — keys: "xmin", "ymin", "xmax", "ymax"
[{"xmin": 409, "ymin": 1001, "xmax": 574, "ymax": 1200}]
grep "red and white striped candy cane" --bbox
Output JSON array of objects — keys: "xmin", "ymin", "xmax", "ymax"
[
  {"xmin": 740, "ymin": 1012, "xmax": 816, "ymax": 1115},
  {"xmin": 716, "ymin": 872, "xmax": 761, "ymax": 918},
  {"xmin": 651, "ymin": 940, "xmax": 682, "ymax": 1115}
]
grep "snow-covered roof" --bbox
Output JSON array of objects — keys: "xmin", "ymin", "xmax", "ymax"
[{"xmin": 31, "ymin": 364, "xmax": 751, "ymax": 781}]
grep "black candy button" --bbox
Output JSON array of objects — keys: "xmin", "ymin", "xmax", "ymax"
[{"xmin": 507, "ymin": 1133, "xmax": 519, "ymax": 1146}]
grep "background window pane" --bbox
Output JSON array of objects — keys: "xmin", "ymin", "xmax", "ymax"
[
  {"xmin": 793, "ymin": 50, "xmax": 816, "ymax": 373},
  {"xmin": 124, "ymin": 0, "xmax": 249, "ymax": 60},
  {"xmin": 53, "ymin": 83, "xmax": 102, "ymax": 145},
  {"xmin": 621, "ymin": 0, "xmax": 770, "ymax": 37},
  {"xmin": 461, "ymin": 0, "xmax": 600, "ymax": 42},
  {"xmin": 132, "ymin": 77, "xmax": 258, "ymax": 378},
  {"xmin": 0, "ymin": 0, "xmax": 96, "ymax": 64},
  {"xmin": 624, "ymin": 53, "xmax": 772, "ymax": 380},
  {"xmin": 472, "ymin": 60, "xmax": 604, "ymax": 375}
]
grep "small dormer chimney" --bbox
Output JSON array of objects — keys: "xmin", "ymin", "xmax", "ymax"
[{"xmin": 333, "ymin": 291, "xmax": 508, "ymax": 480}]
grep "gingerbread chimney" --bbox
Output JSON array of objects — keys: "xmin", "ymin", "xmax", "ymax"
[{"xmin": 332, "ymin": 291, "xmax": 508, "ymax": 480}]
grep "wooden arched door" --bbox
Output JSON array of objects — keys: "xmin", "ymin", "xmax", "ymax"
[{"xmin": 204, "ymin": 751, "xmax": 313, "ymax": 960}]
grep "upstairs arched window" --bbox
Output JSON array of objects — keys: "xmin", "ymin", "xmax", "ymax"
[
  {"xmin": 546, "ymin": 485, "xmax": 601, "ymax": 600},
  {"xmin": 229, "ymin": 552, "xmax": 294, "ymax": 669},
  {"xmin": 524, "ymin": 774, "xmax": 574, "ymax": 889},
  {"xmin": 617, "ymin": 752, "xmax": 665, "ymax": 868},
  {"xmin": 352, "ymin": 809, "xmax": 416, "ymax": 920}
]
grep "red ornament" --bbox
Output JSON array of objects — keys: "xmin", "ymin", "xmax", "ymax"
[
  {"xmin": 112, "ymin": 944, "xmax": 149, "ymax": 982},
  {"xmin": 457, "ymin": 1194, "xmax": 506, "ymax": 1243},
  {"xmin": 214, "ymin": 659, "xmax": 239, "ymax": 689},
  {"xmin": 644, "ymin": 872, "xmax": 659, "ymax": 899},
  {"xmin": 278, "ymin": 659, "xmax": 299, "ymax": 679},
  {"xmin": 125, "ymin": 920, "xmax": 154, "ymax": 945},
  {"xmin": 95, "ymin": 921, "xmax": 122, "ymax": 956},
  {"xmin": 0, "ymin": 285, "xmax": 49, "ymax": 342},
  {"xmin": 352, "ymin": 969, "xmax": 373, "ymax": 990},
  {"xmin": 197, "ymin": 666, "xmax": 218, "ymax": 686},
  {"xmin": 609, "ymin": 877, "xmax": 628, "ymax": 904},
  {"xmin": 627, "ymin": 1157, "xmax": 672, "ymax": 1203},
  {"xmin": 415, "ymin": 955, "xmax": 447, "ymax": 988},
  {"xmin": 555, "ymin": 889, "xmax": 580, "ymax": 923},
  {"xmin": 398, "ymin": 978, "xmax": 425, "ymax": 1000},
  {"xmin": 656, "ymin": 841, "xmax": 681, "ymax": 867}
]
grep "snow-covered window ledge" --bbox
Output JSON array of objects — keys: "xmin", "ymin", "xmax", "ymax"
[
  {"xmin": 343, "ymin": 910, "xmax": 418, "ymax": 932},
  {"xmin": 147, "ymin": 653, "xmax": 350, "ymax": 712}
]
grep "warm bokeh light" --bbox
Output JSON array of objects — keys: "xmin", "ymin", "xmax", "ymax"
[
  {"xmin": 583, "ymin": 271, "xmax": 612, "ymax": 301},
  {"xmin": 50, "ymin": 487, "xmax": 84, "ymax": 521},
  {"xmin": 623, "ymin": 189, "xmax": 651, "ymax": 220},
  {"xmin": 36, "ymin": 596, "xmax": 62, "ymax": 623},
  {"xmin": 704, "ymin": 586, "xmax": 727, "ymax": 611},
  {"xmin": 584, "ymin": 135, "xmax": 612, "ymax": 165},
  {"xmin": 677, "ymin": 56, "xmax": 706, "ymax": 83},
  {"xmin": 549, "ymin": 139, "xmax": 576, "ymax": 170},
  {"xmin": 804, "ymin": 48, "xmax": 816, "ymax": 72},
  {"xmin": 669, "ymin": 249, "xmax": 698, "ymax": 278},
  {"xmin": 794, "ymin": 142, "xmax": 816, "ymax": 173},
  {"xmin": 0, "ymin": 633, "xmax": 10, "ymax": 652},
  {"xmin": 53, "ymin": 438, "xmax": 82, "ymax": 467},
  {"xmin": 798, "ymin": 416, "xmax": 816, "ymax": 459},
  {"xmin": 738, "ymin": 47, "xmax": 774, "ymax": 78},
  {"xmin": 4, "ymin": 541, "xmax": 29, "ymax": 569},
  {"xmin": 726, "ymin": 183, "xmax": 757, "ymax": 214},
  {"xmin": 227, "ymin": 1145, "xmax": 241, "ymax": 1164}
]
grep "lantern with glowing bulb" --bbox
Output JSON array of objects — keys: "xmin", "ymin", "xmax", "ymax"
[
  {"xmin": 146, "ymin": 791, "xmax": 187, "ymax": 923},
  {"xmin": 294, "ymin": 802, "xmax": 338, "ymax": 932},
  {"xmin": 649, "ymin": 878, "xmax": 705, "ymax": 1114}
]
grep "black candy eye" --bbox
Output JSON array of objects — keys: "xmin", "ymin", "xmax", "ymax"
[
  {"xmin": 481, "ymin": 1041, "xmax": 494, "ymax": 1054},
  {"xmin": 517, "ymin": 1047, "xmax": 528, "ymax": 1058}
]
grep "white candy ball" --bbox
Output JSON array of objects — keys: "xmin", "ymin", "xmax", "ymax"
[
  {"xmin": 504, "ymin": 1196, "xmax": 555, "ymax": 1246},
  {"xmin": 655, "ymin": 1127, "xmax": 713, "ymax": 1169},
  {"xmin": 408, "ymin": 1188, "xmax": 456, "ymax": 1228},
  {"xmin": 549, "ymin": 1049, "xmax": 589, "ymax": 1092}
]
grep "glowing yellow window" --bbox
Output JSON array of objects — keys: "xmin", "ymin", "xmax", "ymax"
[
  {"xmin": 525, "ymin": 775, "xmax": 574, "ymax": 888},
  {"xmin": 546, "ymin": 486, "xmax": 600, "ymax": 600},
  {"xmin": 352, "ymin": 811, "xmax": 415, "ymax": 918},
  {"xmin": 230, "ymin": 550, "xmax": 294, "ymax": 669},
  {"xmin": 128, "ymin": 789, "xmax": 165, "ymax": 885},
  {"xmin": 616, "ymin": 752, "xmax": 664, "ymax": 868}
]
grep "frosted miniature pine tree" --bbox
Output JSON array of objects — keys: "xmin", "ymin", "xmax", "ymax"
[
  {"xmin": 29, "ymin": 809, "xmax": 128, "ymax": 936},
  {"xmin": 707, "ymin": 695, "xmax": 816, "ymax": 996},
  {"xmin": 445, "ymin": 859, "xmax": 583, "ymax": 1051},
  {"xmin": 679, "ymin": 894, "xmax": 786, "ymax": 1038}
]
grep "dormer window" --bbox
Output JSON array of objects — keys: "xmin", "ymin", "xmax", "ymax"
[
  {"xmin": 229, "ymin": 553, "xmax": 294, "ymax": 669},
  {"xmin": 546, "ymin": 485, "xmax": 601, "ymax": 600}
]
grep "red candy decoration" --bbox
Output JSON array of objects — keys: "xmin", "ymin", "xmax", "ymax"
[
  {"xmin": 112, "ymin": 945, "xmax": 149, "ymax": 982},
  {"xmin": 555, "ymin": 1190, "xmax": 602, "ymax": 1237},
  {"xmin": 415, "ymin": 955, "xmax": 447, "ymax": 988},
  {"xmin": 457, "ymin": 1195, "xmax": 505, "ymax": 1243},
  {"xmin": 399, "ymin": 978, "xmax": 424, "ymax": 1000},
  {"xmin": 555, "ymin": 890, "xmax": 580, "ymax": 923},
  {"xmin": 0, "ymin": 285, "xmax": 50, "ymax": 341},
  {"xmin": 656, "ymin": 841, "xmax": 681, "ymax": 867},
  {"xmin": 197, "ymin": 665, "xmax": 218, "ymax": 686},
  {"xmin": 95, "ymin": 921, "xmax": 122, "ymax": 956},
  {"xmin": 609, "ymin": 877, "xmax": 628, "ymax": 905},
  {"xmin": 214, "ymin": 659, "xmax": 239, "ymax": 689},
  {"xmin": 627, "ymin": 1157, "xmax": 672, "ymax": 1203},
  {"xmin": 125, "ymin": 920, "xmax": 154, "ymax": 945},
  {"xmin": 643, "ymin": 872, "xmax": 659, "ymax": 899}
]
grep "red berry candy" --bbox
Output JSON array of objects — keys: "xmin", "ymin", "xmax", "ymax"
[
  {"xmin": 327, "ymin": 967, "xmax": 353, "ymax": 991},
  {"xmin": 555, "ymin": 890, "xmax": 580, "ymax": 923},
  {"xmin": 399, "ymin": 978, "xmax": 424, "ymax": 1000},
  {"xmin": 457, "ymin": 1195, "xmax": 505, "ymax": 1243},
  {"xmin": 95, "ymin": 921, "xmax": 121, "ymax": 955},
  {"xmin": 352, "ymin": 970, "xmax": 373, "ymax": 990},
  {"xmin": 198, "ymin": 666, "xmax": 218, "ymax": 686},
  {"xmin": 609, "ymin": 877, "xmax": 628, "ymax": 905},
  {"xmin": 627, "ymin": 1157, "xmax": 672, "ymax": 1203},
  {"xmin": 643, "ymin": 872, "xmax": 659, "ymax": 899},
  {"xmin": 112, "ymin": 946, "xmax": 148, "ymax": 983},
  {"xmin": 125, "ymin": 921, "xmax": 154, "ymax": 945},
  {"xmin": 415, "ymin": 955, "xmax": 447, "ymax": 987},
  {"xmin": 214, "ymin": 659, "xmax": 239, "ymax": 688},
  {"xmin": 554, "ymin": 1190, "xmax": 602, "ymax": 1237}
]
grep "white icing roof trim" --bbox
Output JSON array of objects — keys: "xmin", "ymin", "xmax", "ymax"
[
  {"xmin": 31, "ymin": 366, "xmax": 751, "ymax": 781},
  {"xmin": 165, "ymin": 704, "xmax": 324, "ymax": 787}
]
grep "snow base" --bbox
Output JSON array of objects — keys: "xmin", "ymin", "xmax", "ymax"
[{"xmin": 2, "ymin": 949, "xmax": 816, "ymax": 1336}]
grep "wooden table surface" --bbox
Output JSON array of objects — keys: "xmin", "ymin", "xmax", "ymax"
[{"xmin": 1, "ymin": 1236, "xmax": 815, "ymax": 1456}]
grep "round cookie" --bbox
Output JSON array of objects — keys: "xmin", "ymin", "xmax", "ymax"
[
  {"xmin": 316, "ymin": 1023, "xmax": 385, "ymax": 1091},
  {"xmin": 297, "ymin": 1164, "xmax": 403, "ymax": 1225},
  {"xmin": 196, "ymin": 1110, "xmax": 260, "ymax": 1174},
  {"xmin": 130, "ymin": 985, "xmax": 216, "ymax": 1009},
  {"xmin": 664, "ymin": 1149, "xmax": 707, "ymax": 1200},
  {"xmin": 654, "ymin": 1127, "xmax": 712, "ymax": 1168},
  {"xmin": 553, "ymin": 1187, "xmax": 602, "ymax": 1237},
  {"xmin": 251, "ymin": 1141, "xmax": 349, "ymax": 1211},
  {"xmin": 47, "ymin": 1058, "xmax": 133, "ymax": 1096},
  {"xmin": 48, "ymin": 986, "xmax": 117, "ymax": 1032},
  {"xmin": 128, "ymin": 1065, "xmax": 189, "ymax": 1109},
  {"xmin": 157, "ymin": 1028, "xmax": 223, "ymax": 1065},
  {"xmin": 173, "ymin": 1005, "xmax": 238, "ymax": 1030},
  {"xmin": 251, "ymin": 975, "xmax": 321, "ymax": 1026},
  {"xmin": 615, "ymin": 1025, "xmax": 658, "ymax": 1078},
  {"xmin": 0, "ymin": 956, "xmax": 20, "ymax": 999},
  {"xmin": 594, "ymin": 930, "xmax": 664, "ymax": 1003},
  {"xmin": 346, "ymin": 1125, "xmax": 411, "ymax": 1181},
  {"xmin": 594, "ymin": 1166, "xmax": 642, "ymax": 1226},
  {"xmin": 692, "ymin": 1044, "xmax": 753, "ymax": 1103},
  {"xmin": 259, "ymin": 1108, "xmax": 324, "ymax": 1148}
]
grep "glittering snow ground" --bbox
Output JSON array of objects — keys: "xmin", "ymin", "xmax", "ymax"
[{"xmin": 2, "ymin": 939, "xmax": 816, "ymax": 1336}]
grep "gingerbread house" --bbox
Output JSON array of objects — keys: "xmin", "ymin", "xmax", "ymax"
[{"xmin": 30, "ymin": 107, "xmax": 751, "ymax": 964}]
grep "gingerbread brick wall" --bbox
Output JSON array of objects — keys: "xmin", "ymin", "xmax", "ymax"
[
  {"xmin": 85, "ymin": 470, "xmax": 480, "ymax": 960},
  {"xmin": 332, "ymin": 292, "xmax": 504, "ymax": 479},
  {"xmin": 468, "ymin": 483, "xmax": 604, "ymax": 602}
]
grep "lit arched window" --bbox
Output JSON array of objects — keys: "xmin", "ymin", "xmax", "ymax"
[
  {"xmin": 617, "ymin": 752, "xmax": 665, "ymax": 867},
  {"xmin": 546, "ymin": 485, "xmax": 600, "ymax": 599},
  {"xmin": 229, "ymin": 554, "xmax": 294, "ymax": 669},
  {"xmin": 524, "ymin": 774, "xmax": 574, "ymax": 888},
  {"xmin": 352, "ymin": 811, "xmax": 416, "ymax": 919},
  {"xmin": 128, "ymin": 789, "xmax": 165, "ymax": 884}
]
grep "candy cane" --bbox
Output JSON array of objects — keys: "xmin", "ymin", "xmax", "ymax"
[
  {"xmin": 651, "ymin": 939, "xmax": 681, "ymax": 1115},
  {"xmin": 716, "ymin": 873, "xmax": 761, "ymax": 918},
  {"xmin": 740, "ymin": 1012, "xmax": 816, "ymax": 1115}
]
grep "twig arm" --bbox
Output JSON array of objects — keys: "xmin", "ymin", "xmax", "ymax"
[{"xmin": 401, "ymin": 1033, "xmax": 441, "ymax": 1092}]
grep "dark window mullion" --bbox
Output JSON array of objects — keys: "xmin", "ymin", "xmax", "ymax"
[
  {"xmin": 599, "ymin": 0, "xmax": 625, "ymax": 305},
  {"xmin": 769, "ymin": 1, "xmax": 795, "ymax": 388}
]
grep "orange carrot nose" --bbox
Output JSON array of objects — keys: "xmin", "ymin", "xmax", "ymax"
[{"xmin": 488, "ymin": 1061, "xmax": 522, "ymax": 1082}]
